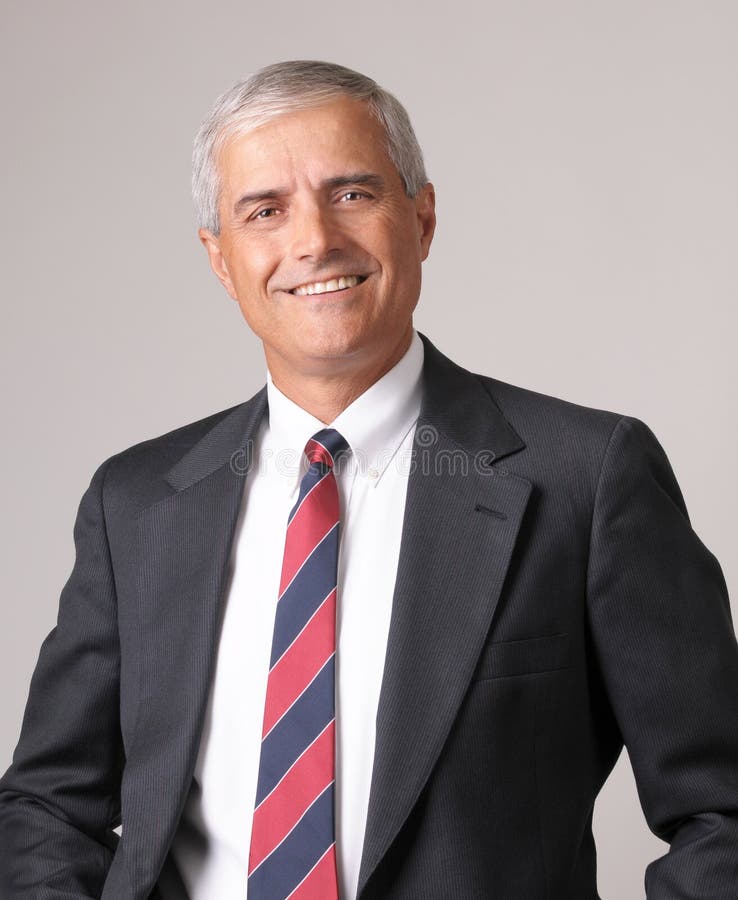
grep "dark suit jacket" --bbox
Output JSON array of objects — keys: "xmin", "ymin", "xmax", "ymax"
[{"xmin": 1, "ymin": 332, "xmax": 737, "ymax": 899}]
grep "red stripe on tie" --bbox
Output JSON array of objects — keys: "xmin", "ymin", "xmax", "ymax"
[
  {"xmin": 279, "ymin": 475, "xmax": 337, "ymax": 597},
  {"xmin": 248, "ymin": 720, "xmax": 335, "ymax": 874},
  {"xmin": 262, "ymin": 589, "xmax": 336, "ymax": 737},
  {"xmin": 305, "ymin": 438, "xmax": 336, "ymax": 469},
  {"xmin": 287, "ymin": 842, "xmax": 339, "ymax": 900}
]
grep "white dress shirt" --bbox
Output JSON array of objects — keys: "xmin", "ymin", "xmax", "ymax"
[{"xmin": 168, "ymin": 329, "xmax": 424, "ymax": 899}]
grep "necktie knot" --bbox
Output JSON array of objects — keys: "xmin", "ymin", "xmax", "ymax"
[{"xmin": 304, "ymin": 427, "xmax": 350, "ymax": 470}]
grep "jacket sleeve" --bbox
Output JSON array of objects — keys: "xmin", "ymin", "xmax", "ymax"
[
  {"xmin": 0, "ymin": 456, "xmax": 124, "ymax": 899},
  {"xmin": 586, "ymin": 415, "xmax": 738, "ymax": 899}
]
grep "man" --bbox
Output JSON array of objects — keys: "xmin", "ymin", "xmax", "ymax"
[{"xmin": 1, "ymin": 59, "xmax": 736, "ymax": 900}]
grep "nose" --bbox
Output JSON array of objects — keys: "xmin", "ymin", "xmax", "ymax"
[{"xmin": 289, "ymin": 199, "xmax": 344, "ymax": 261}]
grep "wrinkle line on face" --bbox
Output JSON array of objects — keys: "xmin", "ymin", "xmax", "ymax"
[{"xmin": 232, "ymin": 173, "xmax": 387, "ymax": 220}]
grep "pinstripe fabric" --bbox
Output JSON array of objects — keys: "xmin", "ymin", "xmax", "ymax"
[
  {"xmin": 1, "ymin": 333, "xmax": 737, "ymax": 900},
  {"xmin": 248, "ymin": 428, "xmax": 350, "ymax": 900}
]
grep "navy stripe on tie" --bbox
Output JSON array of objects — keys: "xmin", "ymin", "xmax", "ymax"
[
  {"xmin": 255, "ymin": 655, "xmax": 335, "ymax": 806},
  {"xmin": 248, "ymin": 782, "xmax": 335, "ymax": 900},
  {"xmin": 289, "ymin": 466, "xmax": 331, "ymax": 522},
  {"xmin": 269, "ymin": 524, "xmax": 339, "ymax": 667}
]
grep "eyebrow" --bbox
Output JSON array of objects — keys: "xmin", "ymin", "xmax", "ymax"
[{"xmin": 232, "ymin": 172, "xmax": 385, "ymax": 218}]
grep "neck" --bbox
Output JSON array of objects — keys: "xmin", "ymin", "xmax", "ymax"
[{"xmin": 267, "ymin": 328, "xmax": 413, "ymax": 423}]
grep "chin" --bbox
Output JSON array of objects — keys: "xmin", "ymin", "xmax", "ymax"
[
  {"xmin": 298, "ymin": 321, "xmax": 371, "ymax": 352},
  {"xmin": 294, "ymin": 332, "xmax": 375, "ymax": 367}
]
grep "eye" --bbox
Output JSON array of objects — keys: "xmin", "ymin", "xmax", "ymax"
[
  {"xmin": 253, "ymin": 207, "xmax": 280, "ymax": 220},
  {"xmin": 339, "ymin": 190, "xmax": 369, "ymax": 203}
]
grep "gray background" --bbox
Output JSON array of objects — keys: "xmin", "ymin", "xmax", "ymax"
[{"xmin": 2, "ymin": 1, "xmax": 736, "ymax": 896}]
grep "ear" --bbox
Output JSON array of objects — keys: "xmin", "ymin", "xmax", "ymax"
[
  {"xmin": 414, "ymin": 182, "xmax": 436, "ymax": 262},
  {"xmin": 199, "ymin": 228, "xmax": 238, "ymax": 301}
]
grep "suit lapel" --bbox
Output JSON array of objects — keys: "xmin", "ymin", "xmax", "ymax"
[
  {"xmin": 357, "ymin": 334, "xmax": 532, "ymax": 897},
  {"xmin": 125, "ymin": 388, "xmax": 268, "ymax": 891}
]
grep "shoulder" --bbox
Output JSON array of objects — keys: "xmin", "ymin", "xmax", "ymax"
[
  {"xmin": 466, "ymin": 374, "xmax": 690, "ymax": 538},
  {"xmin": 479, "ymin": 373, "xmax": 671, "ymax": 465},
  {"xmin": 114, "ymin": 401, "xmax": 243, "ymax": 468},
  {"xmin": 476, "ymin": 372, "xmax": 625, "ymax": 454},
  {"xmin": 98, "ymin": 397, "xmax": 260, "ymax": 515},
  {"xmin": 421, "ymin": 333, "xmax": 627, "ymax": 459},
  {"xmin": 470, "ymin": 373, "xmax": 673, "ymax": 504}
]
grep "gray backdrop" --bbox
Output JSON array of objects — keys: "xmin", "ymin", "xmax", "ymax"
[{"xmin": 2, "ymin": 1, "xmax": 736, "ymax": 896}]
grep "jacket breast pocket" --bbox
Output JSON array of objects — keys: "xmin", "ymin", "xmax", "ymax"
[{"xmin": 472, "ymin": 632, "xmax": 571, "ymax": 681}]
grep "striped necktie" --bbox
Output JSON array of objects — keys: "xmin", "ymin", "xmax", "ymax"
[{"xmin": 248, "ymin": 427, "xmax": 350, "ymax": 899}]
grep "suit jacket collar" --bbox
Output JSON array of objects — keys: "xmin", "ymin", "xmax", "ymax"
[
  {"xmin": 414, "ymin": 331, "xmax": 524, "ymax": 462},
  {"xmin": 164, "ymin": 383, "xmax": 268, "ymax": 492},
  {"xmin": 128, "ymin": 331, "xmax": 530, "ymax": 897},
  {"xmin": 164, "ymin": 332, "xmax": 525, "ymax": 491},
  {"xmin": 164, "ymin": 331, "xmax": 524, "ymax": 493}
]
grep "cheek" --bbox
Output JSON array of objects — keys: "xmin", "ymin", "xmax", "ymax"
[
  {"xmin": 382, "ymin": 237, "xmax": 422, "ymax": 288},
  {"xmin": 226, "ymin": 238, "xmax": 278, "ymax": 290},
  {"xmin": 374, "ymin": 214, "xmax": 423, "ymax": 267}
]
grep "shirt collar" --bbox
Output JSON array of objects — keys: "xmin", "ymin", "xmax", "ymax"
[{"xmin": 266, "ymin": 329, "xmax": 424, "ymax": 486}]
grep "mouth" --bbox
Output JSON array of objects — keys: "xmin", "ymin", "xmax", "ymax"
[{"xmin": 287, "ymin": 274, "xmax": 368, "ymax": 296}]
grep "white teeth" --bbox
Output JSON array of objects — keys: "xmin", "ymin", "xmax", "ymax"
[{"xmin": 293, "ymin": 275, "xmax": 362, "ymax": 296}]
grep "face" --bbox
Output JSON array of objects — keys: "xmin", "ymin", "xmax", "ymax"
[{"xmin": 199, "ymin": 96, "xmax": 435, "ymax": 380}]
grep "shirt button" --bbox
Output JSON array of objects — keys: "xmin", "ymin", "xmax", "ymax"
[{"xmin": 367, "ymin": 467, "xmax": 379, "ymax": 480}]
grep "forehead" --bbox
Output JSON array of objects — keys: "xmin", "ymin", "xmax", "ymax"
[{"xmin": 217, "ymin": 96, "xmax": 401, "ymax": 194}]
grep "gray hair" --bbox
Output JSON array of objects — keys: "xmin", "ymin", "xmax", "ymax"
[{"xmin": 192, "ymin": 60, "xmax": 428, "ymax": 235}]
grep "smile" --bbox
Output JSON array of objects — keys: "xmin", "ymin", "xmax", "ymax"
[{"xmin": 289, "ymin": 275, "xmax": 368, "ymax": 296}]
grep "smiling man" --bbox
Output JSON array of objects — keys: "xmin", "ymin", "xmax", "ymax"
[
  {"xmin": 198, "ymin": 93, "xmax": 435, "ymax": 422},
  {"xmin": 1, "ymin": 60, "xmax": 737, "ymax": 900}
]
